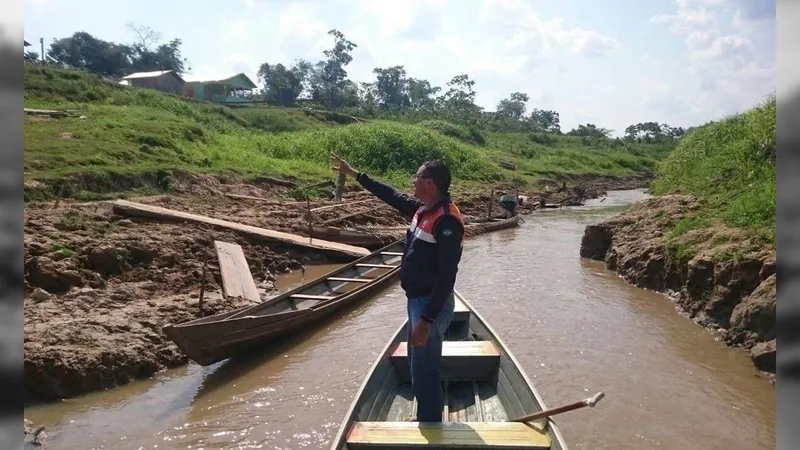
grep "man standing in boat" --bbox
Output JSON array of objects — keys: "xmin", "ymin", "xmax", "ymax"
[{"xmin": 331, "ymin": 153, "xmax": 465, "ymax": 422}]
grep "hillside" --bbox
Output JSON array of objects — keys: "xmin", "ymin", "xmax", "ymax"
[
  {"xmin": 580, "ymin": 96, "xmax": 777, "ymax": 377},
  {"xmin": 24, "ymin": 63, "xmax": 670, "ymax": 201}
]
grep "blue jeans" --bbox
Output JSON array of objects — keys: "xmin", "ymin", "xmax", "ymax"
[{"xmin": 406, "ymin": 292, "xmax": 455, "ymax": 422}]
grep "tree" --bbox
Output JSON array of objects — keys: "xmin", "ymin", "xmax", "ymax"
[
  {"xmin": 527, "ymin": 108, "xmax": 561, "ymax": 133},
  {"xmin": 257, "ymin": 61, "xmax": 308, "ymax": 106},
  {"xmin": 406, "ymin": 78, "xmax": 440, "ymax": 110},
  {"xmin": 126, "ymin": 24, "xmax": 189, "ymax": 74},
  {"xmin": 372, "ymin": 65, "xmax": 410, "ymax": 110},
  {"xmin": 47, "ymin": 31, "xmax": 133, "ymax": 77},
  {"xmin": 496, "ymin": 92, "xmax": 529, "ymax": 119},
  {"xmin": 439, "ymin": 74, "xmax": 482, "ymax": 124},
  {"xmin": 307, "ymin": 29, "xmax": 358, "ymax": 109},
  {"xmin": 567, "ymin": 123, "xmax": 612, "ymax": 139}
]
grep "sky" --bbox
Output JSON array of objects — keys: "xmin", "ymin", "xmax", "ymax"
[{"xmin": 12, "ymin": 0, "xmax": 776, "ymax": 135}]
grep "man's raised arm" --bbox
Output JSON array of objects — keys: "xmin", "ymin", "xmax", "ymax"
[{"xmin": 331, "ymin": 153, "xmax": 423, "ymax": 218}]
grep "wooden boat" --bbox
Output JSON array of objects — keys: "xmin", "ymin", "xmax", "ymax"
[
  {"xmin": 162, "ymin": 240, "xmax": 405, "ymax": 366},
  {"xmin": 330, "ymin": 290, "xmax": 569, "ymax": 450},
  {"xmin": 464, "ymin": 215, "xmax": 522, "ymax": 237},
  {"xmin": 309, "ymin": 225, "xmax": 406, "ymax": 247},
  {"xmin": 311, "ymin": 216, "xmax": 523, "ymax": 248}
]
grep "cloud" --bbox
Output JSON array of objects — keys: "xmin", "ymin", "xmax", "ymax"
[
  {"xmin": 649, "ymin": 0, "xmax": 773, "ymax": 117},
  {"xmin": 481, "ymin": 0, "xmax": 620, "ymax": 58}
]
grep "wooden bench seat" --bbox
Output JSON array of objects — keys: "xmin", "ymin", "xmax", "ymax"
[
  {"xmin": 452, "ymin": 296, "xmax": 470, "ymax": 323},
  {"xmin": 327, "ymin": 277, "xmax": 372, "ymax": 283},
  {"xmin": 391, "ymin": 341, "xmax": 500, "ymax": 382},
  {"xmin": 346, "ymin": 421, "xmax": 551, "ymax": 449},
  {"xmin": 289, "ymin": 293, "xmax": 336, "ymax": 301}
]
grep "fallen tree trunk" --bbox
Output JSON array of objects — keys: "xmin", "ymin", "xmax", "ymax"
[
  {"xmin": 253, "ymin": 176, "xmax": 297, "ymax": 188},
  {"xmin": 111, "ymin": 200, "xmax": 371, "ymax": 258}
]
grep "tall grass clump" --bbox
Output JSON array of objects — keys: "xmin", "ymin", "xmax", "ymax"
[
  {"xmin": 651, "ymin": 95, "xmax": 776, "ymax": 243},
  {"xmin": 226, "ymin": 121, "xmax": 502, "ymax": 186},
  {"xmin": 417, "ymin": 120, "xmax": 488, "ymax": 146}
]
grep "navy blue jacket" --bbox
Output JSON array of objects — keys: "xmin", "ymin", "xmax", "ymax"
[{"xmin": 355, "ymin": 172, "xmax": 464, "ymax": 323}]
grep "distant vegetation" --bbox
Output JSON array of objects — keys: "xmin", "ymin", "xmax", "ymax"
[
  {"xmin": 24, "ymin": 25, "xmax": 690, "ymax": 200},
  {"xmin": 652, "ymin": 95, "xmax": 776, "ymax": 248}
]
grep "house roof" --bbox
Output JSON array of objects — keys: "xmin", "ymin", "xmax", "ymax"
[
  {"xmin": 121, "ymin": 70, "xmax": 185, "ymax": 82},
  {"xmin": 24, "ymin": 40, "xmax": 31, "ymax": 46},
  {"xmin": 184, "ymin": 72, "xmax": 257, "ymax": 89}
]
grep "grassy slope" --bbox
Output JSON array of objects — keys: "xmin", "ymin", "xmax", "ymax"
[
  {"xmin": 651, "ymin": 96, "xmax": 776, "ymax": 256},
  {"xmin": 24, "ymin": 63, "xmax": 669, "ymax": 199}
]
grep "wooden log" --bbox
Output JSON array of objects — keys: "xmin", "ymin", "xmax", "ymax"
[
  {"xmin": 111, "ymin": 199, "xmax": 371, "ymax": 258},
  {"xmin": 253, "ymin": 176, "xmax": 297, "ymax": 188},
  {"xmin": 311, "ymin": 198, "xmax": 375, "ymax": 213},
  {"xmin": 223, "ymin": 193, "xmax": 288, "ymax": 204},
  {"xmin": 499, "ymin": 161, "xmax": 516, "ymax": 170},
  {"xmin": 301, "ymin": 179, "xmax": 335, "ymax": 190},
  {"xmin": 321, "ymin": 204, "xmax": 385, "ymax": 226},
  {"xmin": 214, "ymin": 241, "xmax": 260, "ymax": 302}
]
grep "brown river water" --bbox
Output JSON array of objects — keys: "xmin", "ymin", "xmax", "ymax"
[{"xmin": 24, "ymin": 189, "xmax": 775, "ymax": 449}]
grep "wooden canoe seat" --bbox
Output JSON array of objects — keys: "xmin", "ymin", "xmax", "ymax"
[
  {"xmin": 346, "ymin": 421, "xmax": 551, "ymax": 449},
  {"xmin": 289, "ymin": 293, "xmax": 336, "ymax": 301},
  {"xmin": 380, "ymin": 251, "xmax": 404, "ymax": 256},
  {"xmin": 356, "ymin": 263, "xmax": 398, "ymax": 269},
  {"xmin": 327, "ymin": 277, "xmax": 372, "ymax": 283},
  {"xmin": 391, "ymin": 341, "xmax": 500, "ymax": 382},
  {"xmin": 452, "ymin": 296, "xmax": 470, "ymax": 322}
]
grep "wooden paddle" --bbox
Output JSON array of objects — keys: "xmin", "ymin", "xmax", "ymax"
[{"xmin": 512, "ymin": 392, "xmax": 605, "ymax": 423}]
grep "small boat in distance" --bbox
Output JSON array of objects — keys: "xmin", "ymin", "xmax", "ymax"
[
  {"xmin": 330, "ymin": 289, "xmax": 569, "ymax": 449},
  {"xmin": 162, "ymin": 240, "xmax": 405, "ymax": 366}
]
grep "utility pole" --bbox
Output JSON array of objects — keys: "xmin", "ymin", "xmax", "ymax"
[{"xmin": 40, "ymin": 37, "xmax": 44, "ymax": 63}]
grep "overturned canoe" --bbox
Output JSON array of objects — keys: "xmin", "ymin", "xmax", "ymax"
[
  {"xmin": 162, "ymin": 240, "xmax": 405, "ymax": 366},
  {"xmin": 330, "ymin": 290, "xmax": 569, "ymax": 449}
]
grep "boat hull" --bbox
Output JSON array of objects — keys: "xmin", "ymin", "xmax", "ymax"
[
  {"xmin": 163, "ymin": 240, "xmax": 406, "ymax": 366},
  {"xmin": 330, "ymin": 290, "xmax": 568, "ymax": 449}
]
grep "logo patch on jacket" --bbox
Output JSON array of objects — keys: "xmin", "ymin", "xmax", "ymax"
[{"xmin": 442, "ymin": 228, "xmax": 453, "ymax": 236}]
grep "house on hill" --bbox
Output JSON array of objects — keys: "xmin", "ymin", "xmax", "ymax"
[
  {"xmin": 119, "ymin": 70, "xmax": 186, "ymax": 96},
  {"xmin": 183, "ymin": 73, "xmax": 258, "ymax": 105}
]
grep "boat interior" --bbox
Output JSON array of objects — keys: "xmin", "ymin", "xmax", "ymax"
[
  {"xmin": 173, "ymin": 241, "xmax": 406, "ymax": 329},
  {"xmin": 336, "ymin": 294, "xmax": 564, "ymax": 450}
]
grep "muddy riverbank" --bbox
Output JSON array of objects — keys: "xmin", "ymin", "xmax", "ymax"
[
  {"xmin": 23, "ymin": 188, "xmax": 775, "ymax": 449},
  {"xmin": 24, "ymin": 173, "xmax": 634, "ymax": 402},
  {"xmin": 580, "ymin": 194, "xmax": 776, "ymax": 378}
]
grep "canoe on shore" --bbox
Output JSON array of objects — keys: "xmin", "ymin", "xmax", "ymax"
[
  {"xmin": 330, "ymin": 289, "xmax": 569, "ymax": 450},
  {"xmin": 311, "ymin": 216, "xmax": 523, "ymax": 248},
  {"xmin": 162, "ymin": 240, "xmax": 405, "ymax": 366}
]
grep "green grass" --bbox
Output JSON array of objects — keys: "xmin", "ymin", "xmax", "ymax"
[
  {"xmin": 23, "ymin": 62, "xmax": 672, "ymax": 200},
  {"xmin": 652, "ymin": 95, "xmax": 776, "ymax": 246}
]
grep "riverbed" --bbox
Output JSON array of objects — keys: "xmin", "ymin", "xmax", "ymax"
[{"xmin": 24, "ymin": 189, "xmax": 775, "ymax": 449}]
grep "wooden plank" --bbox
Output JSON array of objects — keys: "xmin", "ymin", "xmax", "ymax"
[
  {"xmin": 214, "ymin": 241, "xmax": 260, "ymax": 302},
  {"xmin": 391, "ymin": 341, "xmax": 500, "ymax": 382},
  {"xmin": 392, "ymin": 341, "xmax": 499, "ymax": 359},
  {"xmin": 111, "ymin": 200, "xmax": 370, "ymax": 258},
  {"xmin": 289, "ymin": 293, "xmax": 337, "ymax": 301},
  {"xmin": 346, "ymin": 422, "xmax": 551, "ymax": 449},
  {"xmin": 453, "ymin": 296, "xmax": 470, "ymax": 323},
  {"xmin": 380, "ymin": 251, "xmax": 404, "ymax": 256},
  {"xmin": 356, "ymin": 263, "xmax": 398, "ymax": 269},
  {"xmin": 327, "ymin": 277, "xmax": 372, "ymax": 283}
]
